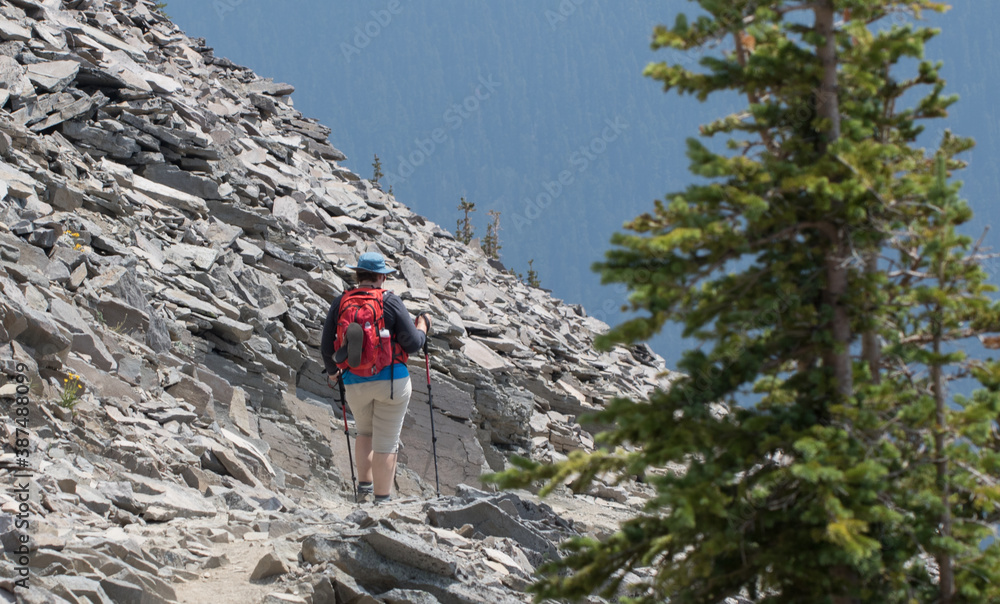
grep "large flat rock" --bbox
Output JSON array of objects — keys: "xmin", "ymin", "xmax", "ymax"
[
  {"xmin": 460, "ymin": 338, "xmax": 512, "ymax": 372},
  {"xmin": 129, "ymin": 481, "xmax": 219, "ymax": 520},
  {"xmin": 427, "ymin": 499, "xmax": 557, "ymax": 557},
  {"xmin": 130, "ymin": 173, "xmax": 208, "ymax": 215},
  {"xmin": 401, "ymin": 368, "xmax": 488, "ymax": 494},
  {"xmin": 25, "ymin": 60, "xmax": 79, "ymax": 93},
  {"xmin": 0, "ymin": 18, "xmax": 30, "ymax": 42},
  {"xmin": 143, "ymin": 163, "xmax": 221, "ymax": 200}
]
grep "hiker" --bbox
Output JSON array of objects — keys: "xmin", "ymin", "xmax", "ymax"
[{"xmin": 320, "ymin": 252, "xmax": 430, "ymax": 504}]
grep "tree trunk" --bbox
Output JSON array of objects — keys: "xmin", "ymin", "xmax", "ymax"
[
  {"xmin": 933, "ymin": 313, "xmax": 954, "ymax": 602},
  {"xmin": 814, "ymin": 0, "xmax": 852, "ymax": 400},
  {"xmin": 862, "ymin": 251, "xmax": 881, "ymax": 384},
  {"xmin": 815, "ymin": 4, "xmax": 857, "ymax": 604},
  {"xmin": 815, "ymin": 0, "xmax": 841, "ymax": 152},
  {"xmin": 825, "ymin": 237, "xmax": 853, "ymax": 399}
]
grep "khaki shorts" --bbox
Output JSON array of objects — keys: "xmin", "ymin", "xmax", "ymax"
[{"xmin": 344, "ymin": 376, "xmax": 412, "ymax": 453}]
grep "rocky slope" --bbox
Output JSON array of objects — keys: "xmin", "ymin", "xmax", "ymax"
[{"xmin": 0, "ymin": 0, "xmax": 676, "ymax": 602}]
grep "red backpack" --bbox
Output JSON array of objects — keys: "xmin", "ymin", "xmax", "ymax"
[{"xmin": 335, "ymin": 288, "xmax": 409, "ymax": 376}]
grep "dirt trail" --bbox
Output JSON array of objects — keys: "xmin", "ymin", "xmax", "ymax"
[
  {"xmin": 174, "ymin": 539, "xmax": 279, "ymax": 604},
  {"xmin": 171, "ymin": 491, "xmax": 635, "ymax": 604}
]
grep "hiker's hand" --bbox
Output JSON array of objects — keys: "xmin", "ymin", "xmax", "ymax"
[
  {"xmin": 327, "ymin": 370, "xmax": 341, "ymax": 388},
  {"xmin": 416, "ymin": 313, "xmax": 432, "ymax": 334}
]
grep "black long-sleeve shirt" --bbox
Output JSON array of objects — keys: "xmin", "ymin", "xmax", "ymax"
[{"xmin": 320, "ymin": 288, "xmax": 426, "ymax": 377}]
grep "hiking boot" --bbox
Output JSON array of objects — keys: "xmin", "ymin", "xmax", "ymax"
[{"xmin": 356, "ymin": 481, "xmax": 373, "ymax": 503}]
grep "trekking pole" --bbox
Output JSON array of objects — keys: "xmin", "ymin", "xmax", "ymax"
[
  {"xmin": 336, "ymin": 372, "xmax": 358, "ymax": 503},
  {"xmin": 423, "ymin": 334, "xmax": 441, "ymax": 497}
]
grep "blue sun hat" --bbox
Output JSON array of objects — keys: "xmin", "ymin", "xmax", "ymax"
[{"xmin": 347, "ymin": 251, "xmax": 396, "ymax": 274}]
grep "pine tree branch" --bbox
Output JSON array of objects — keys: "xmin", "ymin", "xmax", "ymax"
[
  {"xmin": 898, "ymin": 329, "xmax": 979, "ymax": 345},
  {"xmin": 748, "ymin": 221, "xmax": 829, "ymax": 249},
  {"xmin": 732, "ymin": 31, "xmax": 777, "ymax": 153},
  {"xmin": 776, "ymin": 3, "xmax": 820, "ymax": 16}
]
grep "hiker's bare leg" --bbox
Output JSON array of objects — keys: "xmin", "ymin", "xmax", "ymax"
[
  {"xmin": 372, "ymin": 452, "xmax": 397, "ymax": 497},
  {"xmin": 355, "ymin": 435, "xmax": 373, "ymax": 483}
]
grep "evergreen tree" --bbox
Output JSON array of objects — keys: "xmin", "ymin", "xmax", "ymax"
[
  {"xmin": 876, "ymin": 154, "xmax": 1000, "ymax": 603},
  {"xmin": 455, "ymin": 197, "xmax": 476, "ymax": 245},
  {"xmin": 526, "ymin": 259, "xmax": 541, "ymax": 288},
  {"xmin": 371, "ymin": 153, "xmax": 384, "ymax": 188},
  {"xmin": 489, "ymin": 2, "xmax": 1000, "ymax": 602},
  {"xmin": 483, "ymin": 209, "xmax": 502, "ymax": 260}
]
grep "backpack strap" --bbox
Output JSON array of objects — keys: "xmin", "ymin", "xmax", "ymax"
[
  {"xmin": 390, "ymin": 329, "xmax": 397, "ymax": 400},
  {"xmin": 379, "ymin": 288, "xmax": 396, "ymax": 400},
  {"xmin": 370, "ymin": 288, "xmax": 390, "ymax": 386},
  {"xmin": 366, "ymin": 288, "xmax": 394, "ymax": 398}
]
